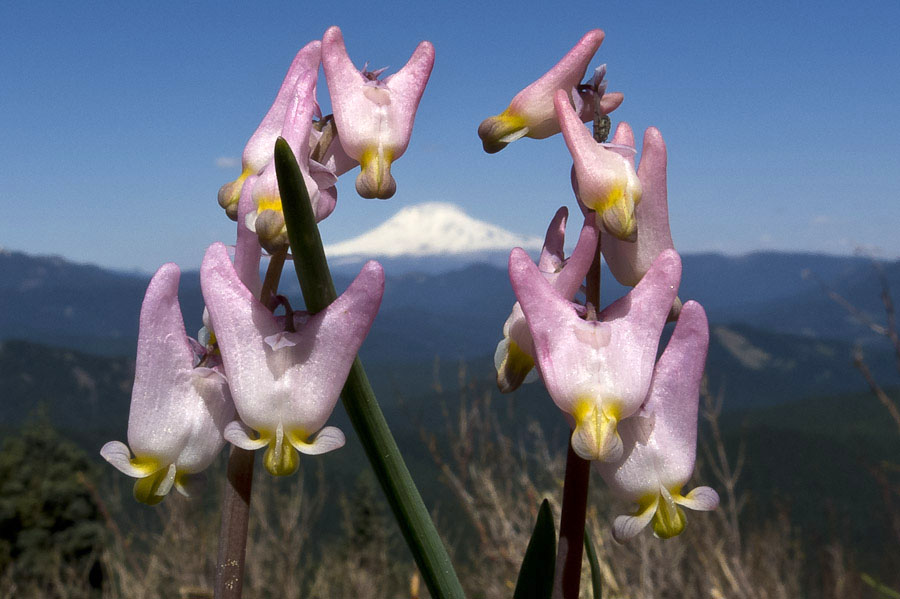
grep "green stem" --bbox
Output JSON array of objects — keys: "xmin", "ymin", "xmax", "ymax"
[
  {"xmin": 260, "ymin": 248, "xmax": 286, "ymax": 310},
  {"xmin": 274, "ymin": 137, "xmax": 465, "ymax": 599}
]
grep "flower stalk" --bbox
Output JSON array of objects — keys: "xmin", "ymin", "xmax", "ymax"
[
  {"xmin": 552, "ymin": 104, "xmax": 608, "ymax": 599},
  {"xmin": 214, "ymin": 244, "xmax": 287, "ymax": 599},
  {"xmin": 214, "ymin": 446, "xmax": 254, "ymax": 599},
  {"xmin": 274, "ymin": 137, "xmax": 465, "ymax": 599}
]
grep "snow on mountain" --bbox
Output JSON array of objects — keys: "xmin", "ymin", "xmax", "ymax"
[{"xmin": 325, "ymin": 202, "xmax": 543, "ymax": 259}]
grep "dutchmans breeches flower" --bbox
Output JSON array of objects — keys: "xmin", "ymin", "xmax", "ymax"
[
  {"xmin": 218, "ymin": 41, "xmax": 323, "ymax": 221},
  {"xmin": 101, "ymin": 264, "xmax": 234, "ymax": 505},
  {"xmin": 509, "ymin": 248, "xmax": 681, "ymax": 462},
  {"xmin": 247, "ymin": 65, "xmax": 341, "ymax": 253},
  {"xmin": 495, "ymin": 206, "xmax": 598, "ymax": 392},
  {"xmin": 200, "ymin": 242, "xmax": 385, "ymax": 476},
  {"xmin": 477, "ymin": 29, "xmax": 623, "ymax": 154},
  {"xmin": 596, "ymin": 301, "xmax": 719, "ymax": 542},
  {"xmin": 556, "ymin": 89, "xmax": 641, "ymax": 241},
  {"xmin": 601, "ymin": 123, "xmax": 677, "ymax": 288},
  {"xmin": 322, "ymin": 26, "xmax": 435, "ymax": 199}
]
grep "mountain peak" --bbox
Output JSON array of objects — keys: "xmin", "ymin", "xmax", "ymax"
[{"xmin": 325, "ymin": 202, "xmax": 543, "ymax": 258}]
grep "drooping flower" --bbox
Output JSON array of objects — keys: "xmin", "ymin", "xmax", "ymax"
[
  {"xmin": 601, "ymin": 123, "xmax": 676, "ymax": 287},
  {"xmin": 495, "ymin": 207, "xmax": 598, "ymax": 392},
  {"xmin": 595, "ymin": 301, "xmax": 719, "ymax": 542},
  {"xmin": 509, "ymin": 248, "xmax": 681, "ymax": 462},
  {"xmin": 556, "ymin": 89, "xmax": 641, "ymax": 241},
  {"xmin": 101, "ymin": 264, "xmax": 234, "ymax": 505},
  {"xmin": 218, "ymin": 41, "xmax": 323, "ymax": 220},
  {"xmin": 200, "ymin": 242, "xmax": 384, "ymax": 476},
  {"xmin": 477, "ymin": 30, "xmax": 624, "ymax": 154},
  {"xmin": 247, "ymin": 65, "xmax": 342, "ymax": 253},
  {"xmin": 322, "ymin": 25, "xmax": 435, "ymax": 199}
]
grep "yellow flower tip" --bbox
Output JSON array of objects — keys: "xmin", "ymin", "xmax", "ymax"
[
  {"xmin": 217, "ymin": 170, "xmax": 251, "ymax": 221},
  {"xmin": 572, "ymin": 400, "xmax": 622, "ymax": 461},
  {"xmin": 496, "ymin": 339, "xmax": 535, "ymax": 393},
  {"xmin": 256, "ymin": 195, "xmax": 283, "ymax": 214},
  {"xmin": 596, "ymin": 193, "xmax": 638, "ymax": 242},
  {"xmin": 477, "ymin": 111, "xmax": 529, "ymax": 154},
  {"xmin": 255, "ymin": 208, "xmax": 289, "ymax": 254},
  {"xmin": 652, "ymin": 491, "xmax": 687, "ymax": 539},
  {"xmin": 356, "ymin": 148, "xmax": 396, "ymax": 199},
  {"xmin": 263, "ymin": 437, "xmax": 300, "ymax": 477},
  {"xmin": 132, "ymin": 465, "xmax": 172, "ymax": 506}
]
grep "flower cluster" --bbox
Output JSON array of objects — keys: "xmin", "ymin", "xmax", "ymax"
[
  {"xmin": 103, "ymin": 22, "xmax": 715, "ymax": 553},
  {"xmin": 217, "ymin": 27, "xmax": 434, "ymax": 252},
  {"xmin": 102, "ymin": 25, "xmax": 432, "ymax": 501},
  {"xmin": 483, "ymin": 31, "xmax": 718, "ymax": 541}
]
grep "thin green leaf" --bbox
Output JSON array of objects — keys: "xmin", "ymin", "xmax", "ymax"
[
  {"xmin": 862, "ymin": 573, "xmax": 900, "ymax": 599},
  {"xmin": 274, "ymin": 137, "xmax": 465, "ymax": 599},
  {"xmin": 583, "ymin": 527, "xmax": 603, "ymax": 598},
  {"xmin": 514, "ymin": 499, "xmax": 556, "ymax": 599}
]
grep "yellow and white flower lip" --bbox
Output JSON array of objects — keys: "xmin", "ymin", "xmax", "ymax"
[
  {"xmin": 218, "ymin": 40, "xmax": 322, "ymax": 220},
  {"xmin": 601, "ymin": 123, "xmax": 676, "ymax": 288},
  {"xmin": 200, "ymin": 242, "xmax": 385, "ymax": 476},
  {"xmin": 556, "ymin": 89, "xmax": 641, "ymax": 241},
  {"xmin": 509, "ymin": 248, "xmax": 682, "ymax": 462},
  {"xmin": 495, "ymin": 206, "xmax": 598, "ymax": 393},
  {"xmin": 595, "ymin": 301, "xmax": 718, "ymax": 542},
  {"xmin": 477, "ymin": 29, "xmax": 624, "ymax": 154},
  {"xmin": 322, "ymin": 25, "xmax": 435, "ymax": 199},
  {"xmin": 100, "ymin": 263, "xmax": 234, "ymax": 504}
]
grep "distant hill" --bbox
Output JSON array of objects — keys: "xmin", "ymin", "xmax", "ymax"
[
  {"xmin": 0, "ymin": 339, "xmax": 133, "ymax": 449},
  {"xmin": 721, "ymin": 389, "xmax": 900, "ymax": 578},
  {"xmin": 2, "ymin": 248, "xmax": 896, "ymax": 360}
]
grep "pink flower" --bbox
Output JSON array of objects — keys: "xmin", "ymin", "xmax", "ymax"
[
  {"xmin": 246, "ymin": 66, "xmax": 341, "ymax": 253},
  {"xmin": 495, "ymin": 207, "xmax": 597, "ymax": 392},
  {"xmin": 217, "ymin": 41, "xmax": 323, "ymax": 220},
  {"xmin": 556, "ymin": 89, "xmax": 641, "ymax": 241},
  {"xmin": 601, "ymin": 123, "xmax": 676, "ymax": 287},
  {"xmin": 322, "ymin": 26, "xmax": 435, "ymax": 199},
  {"xmin": 595, "ymin": 301, "xmax": 719, "ymax": 542},
  {"xmin": 200, "ymin": 242, "xmax": 384, "ymax": 476},
  {"xmin": 477, "ymin": 30, "xmax": 623, "ymax": 153},
  {"xmin": 101, "ymin": 264, "xmax": 234, "ymax": 504},
  {"xmin": 509, "ymin": 248, "xmax": 681, "ymax": 462}
]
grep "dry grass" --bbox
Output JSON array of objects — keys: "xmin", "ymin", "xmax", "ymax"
[{"xmin": 0, "ymin": 371, "xmax": 879, "ymax": 599}]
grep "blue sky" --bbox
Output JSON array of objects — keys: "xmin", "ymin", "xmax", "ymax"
[{"xmin": 2, "ymin": 0, "xmax": 899, "ymax": 272}]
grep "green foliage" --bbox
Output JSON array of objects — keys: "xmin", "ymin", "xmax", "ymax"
[
  {"xmin": 0, "ymin": 413, "xmax": 105, "ymax": 589},
  {"xmin": 583, "ymin": 528, "xmax": 602, "ymax": 598},
  {"xmin": 513, "ymin": 499, "xmax": 555, "ymax": 599}
]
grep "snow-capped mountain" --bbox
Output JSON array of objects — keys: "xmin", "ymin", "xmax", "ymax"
[{"xmin": 325, "ymin": 203, "xmax": 543, "ymax": 272}]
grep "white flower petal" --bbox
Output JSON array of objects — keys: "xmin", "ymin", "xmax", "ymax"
[
  {"xmin": 100, "ymin": 441, "xmax": 147, "ymax": 478},
  {"xmin": 675, "ymin": 486, "xmax": 720, "ymax": 512},
  {"xmin": 292, "ymin": 426, "xmax": 346, "ymax": 456},
  {"xmin": 224, "ymin": 421, "xmax": 269, "ymax": 450},
  {"xmin": 613, "ymin": 498, "xmax": 658, "ymax": 543}
]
